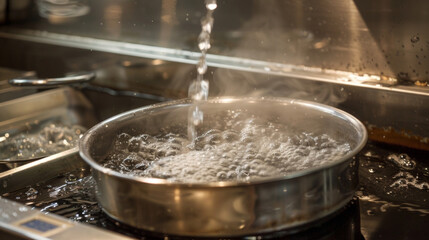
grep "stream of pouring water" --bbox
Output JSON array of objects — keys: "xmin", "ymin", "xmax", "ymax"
[{"xmin": 187, "ymin": 0, "xmax": 217, "ymax": 142}]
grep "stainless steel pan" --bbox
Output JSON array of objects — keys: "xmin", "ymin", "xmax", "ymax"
[{"xmin": 79, "ymin": 98, "xmax": 367, "ymax": 237}]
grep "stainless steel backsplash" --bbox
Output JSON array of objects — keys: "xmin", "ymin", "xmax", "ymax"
[{"xmin": 2, "ymin": 0, "xmax": 428, "ymax": 82}]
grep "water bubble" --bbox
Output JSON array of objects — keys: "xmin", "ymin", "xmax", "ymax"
[
  {"xmin": 103, "ymin": 113, "xmax": 351, "ymax": 183},
  {"xmin": 216, "ymin": 171, "xmax": 227, "ymax": 180}
]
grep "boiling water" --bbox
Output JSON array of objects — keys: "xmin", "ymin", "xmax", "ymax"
[
  {"xmin": 187, "ymin": 0, "xmax": 217, "ymax": 142},
  {"xmin": 103, "ymin": 109, "xmax": 351, "ymax": 183}
]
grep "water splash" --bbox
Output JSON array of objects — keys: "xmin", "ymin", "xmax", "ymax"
[
  {"xmin": 357, "ymin": 192, "xmax": 429, "ymax": 215},
  {"xmin": 357, "ymin": 143, "xmax": 429, "ymax": 218},
  {"xmin": 390, "ymin": 171, "xmax": 429, "ymax": 190},
  {"xmin": 387, "ymin": 153, "xmax": 416, "ymax": 170}
]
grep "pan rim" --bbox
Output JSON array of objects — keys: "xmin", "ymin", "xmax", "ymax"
[{"xmin": 79, "ymin": 97, "xmax": 367, "ymax": 187}]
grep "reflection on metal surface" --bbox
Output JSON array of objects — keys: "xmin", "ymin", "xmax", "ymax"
[
  {"xmin": 160, "ymin": 0, "xmax": 178, "ymax": 47},
  {"xmin": 2, "ymin": 0, "xmax": 427, "ymax": 82},
  {"xmin": 0, "ymin": 197, "xmax": 132, "ymax": 239},
  {"xmin": 0, "ymin": 87, "xmax": 95, "ymax": 167},
  {"xmin": 9, "ymin": 71, "xmax": 95, "ymax": 86},
  {"xmin": 367, "ymin": 125, "xmax": 429, "ymax": 151},
  {"xmin": 37, "ymin": 0, "xmax": 90, "ymax": 24},
  {"xmin": 0, "ymin": 147, "xmax": 82, "ymax": 193},
  {"xmin": 103, "ymin": 3, "xmax": 122, "ymax": 38},
  {"xmin": 0, "ymin": 0, "xmax": 5, "ymax": 24},
  {"xmin": 0, "ymin": 29, "xmax": 427, "ymax": 96},
  {"xmin": 354, "ymin": 0, "xmax": 429, "ymax": 83},
  {"xmin": 79, "ymin": 98, "xmax": 366, "ymax": 237}
]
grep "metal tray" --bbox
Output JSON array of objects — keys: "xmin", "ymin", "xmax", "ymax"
[{"xmin": 0, "ymin": 87, "xmax": 97, "ymax": 165}]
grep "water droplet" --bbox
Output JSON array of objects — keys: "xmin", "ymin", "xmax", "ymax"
[
  {"xmin": 197, "ymin": 57, "xmax": 208, "ymax": 75},
  {"xmin": 411, "ymin": 35, "xmax": 420, "ymax": 43},
  {"xmin": 25, "ymin": 188, "xmax": 38, "ymax": 200},
  {"xmin": 187, "ymin": 0, "xmax": 217, "ymax": 142},
  {"xmin": 19, "ymin": 206, "xmax": 28, "ymax": 212},
  {"xmin": 66, "ymin": 174, "xmax": 78, "ymax": 184},
  {"xmin": 367, "ymin": 209, "xmax": 375, "ymax": 216},
  {"xmin": 188, "ymin": 80, "xmax": 209, "ymax": 101},
  {"xmin": 205, "ymin": 0, "xmax": 217, "ymax": 10},
  {"xmin": 201, "ymin": 16, "xmax": 214, "ymax": 33},
  {"xmin": 388, "ymin": 153, "xmax": 416, "ymax": 170},
  {"xmin": 198, "ymin": 32, "xmax": 211, "ymax": 52}
]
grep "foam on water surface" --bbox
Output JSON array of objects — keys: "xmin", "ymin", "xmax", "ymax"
[{"xmin": 103, "ymin": 110, "xmax": 350, "ymax": 183}]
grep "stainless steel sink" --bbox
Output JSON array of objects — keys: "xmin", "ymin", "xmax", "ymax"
[
  {"xmin": 0, "ymin": 85, "xmax": 162, "ymax": 167},
  {"xmin": 0, "ymin": 85, "xmax": 162, "ymax": 239}
]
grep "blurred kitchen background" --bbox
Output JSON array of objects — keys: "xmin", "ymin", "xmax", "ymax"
[{"xmin": 1, "ymin": 0, "xmax": 428, "ymax": 149}]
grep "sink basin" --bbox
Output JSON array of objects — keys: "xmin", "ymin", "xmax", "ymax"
[{"xmin": 0, "ymin": 86, "xmax": 162, "ymax": 167}]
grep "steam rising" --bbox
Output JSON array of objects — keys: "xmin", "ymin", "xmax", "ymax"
[
  {"xmin": 168, "ymin": 1, "xmax": 398, "ymax": 105},
  {"xmin": 212, "ymin": 68, "xmax": 348, "ymax": 106}
]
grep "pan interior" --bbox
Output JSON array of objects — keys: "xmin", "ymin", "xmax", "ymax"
[{"xmin": 83, "ymin": 98, "xmax": 365, "ymax": 184}]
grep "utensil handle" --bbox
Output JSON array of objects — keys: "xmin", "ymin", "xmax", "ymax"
[{"xmin": 9, "ymin": 72, "xmax": 95, "ymax": 86}]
